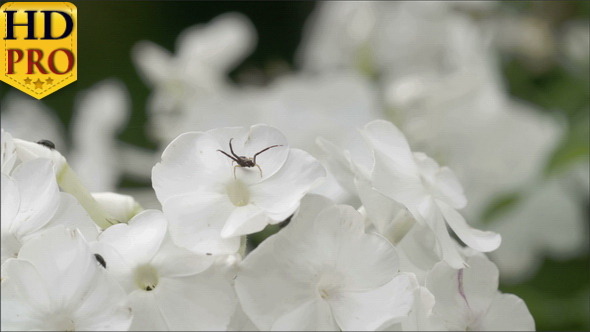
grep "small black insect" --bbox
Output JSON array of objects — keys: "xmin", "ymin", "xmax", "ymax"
[
  {"xmin": 94, "ymin": 253, "xmax": 107, "ymax": 268},
  {"xmin": 217, "ymin": 138, "xmax": 282, "ymax": 178},
  {"xmin": 36, "ymin": 139, "xmax": 55, "ymax": 150}
]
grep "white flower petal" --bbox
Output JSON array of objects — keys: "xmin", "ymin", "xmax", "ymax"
[
  {"xmin": 1, "ymin": 128, "xmax": 17, "ymax": 174},
  {"xmin": 425, "ymin": 261, "xmax": 470, "ymax": 330},
  {"xmin": 155, "ymin": 267, "xmax": 236, "ymax": 330},
  {"xmin": 98, "ymin": 210, "xmax": 167, "ymax": 265},
  {"xmin": 221, "ymin": 204, "xmax": 267, "ymax": 238},
  {"xmin": 1, "ymin": 173, "xmax": 20, "ymax": 231},
  {"xmin": 128, "ymin": 291, "xmax": 169, "ymax": 331},
  {"xmin": 396, "ymin": 223, "xmax": 441, "ymax": 282},
  {"xmin": 1, "ymin": 259, "xmax": 53, "ymax": 313},
  {"xmin": 235, "ymin": 233, "xmax": 317, "ymax": 330},
  {"xmin": 237, "ymin": 196, "xmax": 410, "ymax": 331},
  {"xmin": 164, "ymin": 193, "xmax": 239, "ymax": 255},
  {"xmin": 17, "ymin": 227, "xmax": 96, "ymax": 307},
  {"xmin": 1, "ymin": 97, "xmax": 65, "ymax": 154},
  {"xmin": 372, "ymin": 148, "xmax": 426, "ymax": 209},
  {"xmin": 151, "ymin": 236, "xmax": 214, "ymax": 277},
  {"xmin": 69, "ymin": 80, "xmax": 130, "ymax": 192},
  {"xmin": 355, "ymin": 177, "xmax": 409, "ymax": 239},
  {"xmin": 438, "ymin": 201, "xmax": 501, "ymax": 252},
  {"xmin": 132, "ymin": 40, "xmax": 172, "ymax": 85},
  {"xmin": 10, "ymin": 159, "xmax": 60, "ymax": 237},
  {"xmin": 361, "ymin": 119, "xmax": 417, "ymax": 176},
  {"xmin": 92, "ymin": 192, "xmax": 143, "ymax": 224},
  {"xmin": 177, "ymin": 12, "xmax": 256, "ymax": 73},
  {"xmin": 44, "ymin": 193, "xmax": 99, "ymax": 242},
  {"xmin": 0, "ymin": 272, "xmax": 46, "ymax": 331},
  {"xmin": 91, "ymin": 240, "xmax": 136, "ymax": 292},
  {"xmin": 476, "ymin": 294, "xmax": 535, "ymax": 331},
  {"xmin": 433, "ymin": 166, "xmax": 467, "ymax": 209},
  {"xmin": 13, "ymin": 138, "xmax": 67, "ymax": 172},
  {"xmin": 330, "ymin": 273, "xmax": 416, "ymax": 331},
  {"xmin": 328, "ymin": 207, "xmax": 399, "ymax": 289},
  {"xmin": 271, "ymin": 299, "xmax": 337, "ymax": 331},
  {"xmin": 73, "ymin": 270, "xmax": 133, "ymax": 331},
  {"xmin": 431, "ymin": 208, "xmax": 467, "ymax": 269},
  {"xmin": 396, "ymin": 286, "xmax": 446, "ymax": 331},
  {"xmin": 290, "ymin": 194, "xmax": 335, "ymax": 230},
  {"xmin": 250, "ymin": 148, "xmax": 326, "ymax": 220},
  {"xmin": 152, "ymin": 131, "xmax": 230, "ymax": 202},
  {"xmin": 316, "ymin": 136, "xmax": 360, "ymax": 194},
  {"xmin": 228, "ymin": 304, "xmax": 259, "ymax": 331},
  {"xmin": 460, "ymin": 254, "xmax": 500, "ymax": 315},
  {"xmin": 3, "ymin": 226, "xmax": 131, "ymax": 331}
]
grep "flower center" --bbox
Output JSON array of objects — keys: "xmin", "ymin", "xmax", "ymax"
[
  {"xmin": 316, "ymin": 272, "xmax": 344, "ymax": 301},
  {"xmin": 134, "ymin": 264, "xmax": 159, "ymax": 291},
  {"xmin": 226, "ymin": 179, "xmax": 250, "ymax": 207}
]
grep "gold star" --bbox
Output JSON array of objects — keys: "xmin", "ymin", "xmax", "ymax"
[
  {"xmin": 33, "ymin": 79, "xmax": 44, "ymax": 89},
  {"xmin": 24, "ymin": 77, "xmax": 32, "ymax": 85},
  {"xmin": 45, "ymin": 77, "xmax": 54, "ymax": 85}
]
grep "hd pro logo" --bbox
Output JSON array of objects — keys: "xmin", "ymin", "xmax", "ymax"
[{"xmin": 1, "ymin": 2, "xmax": 77, "ymax": 99}]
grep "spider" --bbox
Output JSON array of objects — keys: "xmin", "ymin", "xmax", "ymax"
[{"xmin": 217, "ymin": 138, "xmax": 282, "ymax": 179}]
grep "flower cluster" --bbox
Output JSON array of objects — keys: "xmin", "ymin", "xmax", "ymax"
[
  {"xmin": 2, "ymin": 2, "xmax": 586, "ymax": 330},
  {"xmin": 1, "ymin": 119, "xmax": 534, "ymax": 330}
]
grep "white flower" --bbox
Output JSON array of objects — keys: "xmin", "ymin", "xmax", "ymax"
[
  {"xmin": 1, "ymin": 159, "xmax": 98, "ymax": 265},
  {"xmin": 487, "ymin": 168, "xmax": 588, "ymax": 282},
  {"xmin": 393, "ymin": 89, "xmax": 563, "ymax": 223},
  {"xmin": 152, "ymin": 124, "xmax": 325, "ymax": 255},
  {"xmin": 298, "ymin": 2, "xmax": 474, "ymax": 77},
  {"xmin": 94, "ymin": 209, "xmax": 237, "ymax": 330},
  {"xmin": 147, "ymin": 72, "xmax": 381, "ymax": 204},
  {"xmin": 1, "ymin": 226, "xmax": 132, "ymax": 331},
  {"xmin": 69, "ymin": 79, "xmax": 131, "ymax": 192},
  {"xmin": 235, "ymin": 195, "xmax": 416, "ymax": 331},
  {"xmin": 364, "ymin": 120, "xmax": 501, "ymax": 268},
  {"xmin": 13, "ymin": 137, "xmax": 67, "ymax": 174},
  {"xmin": 10, "ymin": 138, "xmax": 116, "ymax": 230},
  {"xmin": 2, "ymin": 80, "xmax": 133, "ymax": 193},
  {"xmin": 425, "ymin": 252, "xmax": 535, "ymax": 331},
  {"xmin": 132, "ymin": 12, "xmax": 256, "ymax": 141},
  {"xmin": 0, "ymin": 93, "xmax": 66, "ymax": 151},
  {"xmin": 319, "ymin": 120, "xmax": 501, "ymax": 268}
]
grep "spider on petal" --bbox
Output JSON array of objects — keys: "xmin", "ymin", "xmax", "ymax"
[{"xmin": 217, "ymin": 138, "xmax": 282, "ymax": 179}]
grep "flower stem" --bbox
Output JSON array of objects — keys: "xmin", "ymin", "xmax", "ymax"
[
  {"xmin": 239, "ymin": 235, "xmax": 248, "ymax": 257},
  {"xmin": 57, "ymin": 164, "xmax": 114, "ymax": 230}
]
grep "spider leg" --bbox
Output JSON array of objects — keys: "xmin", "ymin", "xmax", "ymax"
[
  {"xmin": 253, "ymin": 145, "xmax": 283, "ymax": 164},
  {"xmin": 255, "ymin": 164, "xmax": 263, "ymax": 178},
  {"xmin": 229, "ymin": 138, "xmax": 240, "ymax": 159},
  {"xmin": 218, "ymin": 149, "xmax": 239, "ymax": 163}
]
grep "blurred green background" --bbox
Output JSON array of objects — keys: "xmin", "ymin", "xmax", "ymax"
[{"xmin": 1, "ymin": 1, "xmax": 588, "ymax": 330}]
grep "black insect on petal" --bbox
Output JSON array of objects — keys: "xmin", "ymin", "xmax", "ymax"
[
  {"xmin": 36, "ymin": 139, "xmax": 56, "ymax": 150},
  {"xmin": 94, "ymin": 253, "xmax": 107, "ymax": 268}
]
